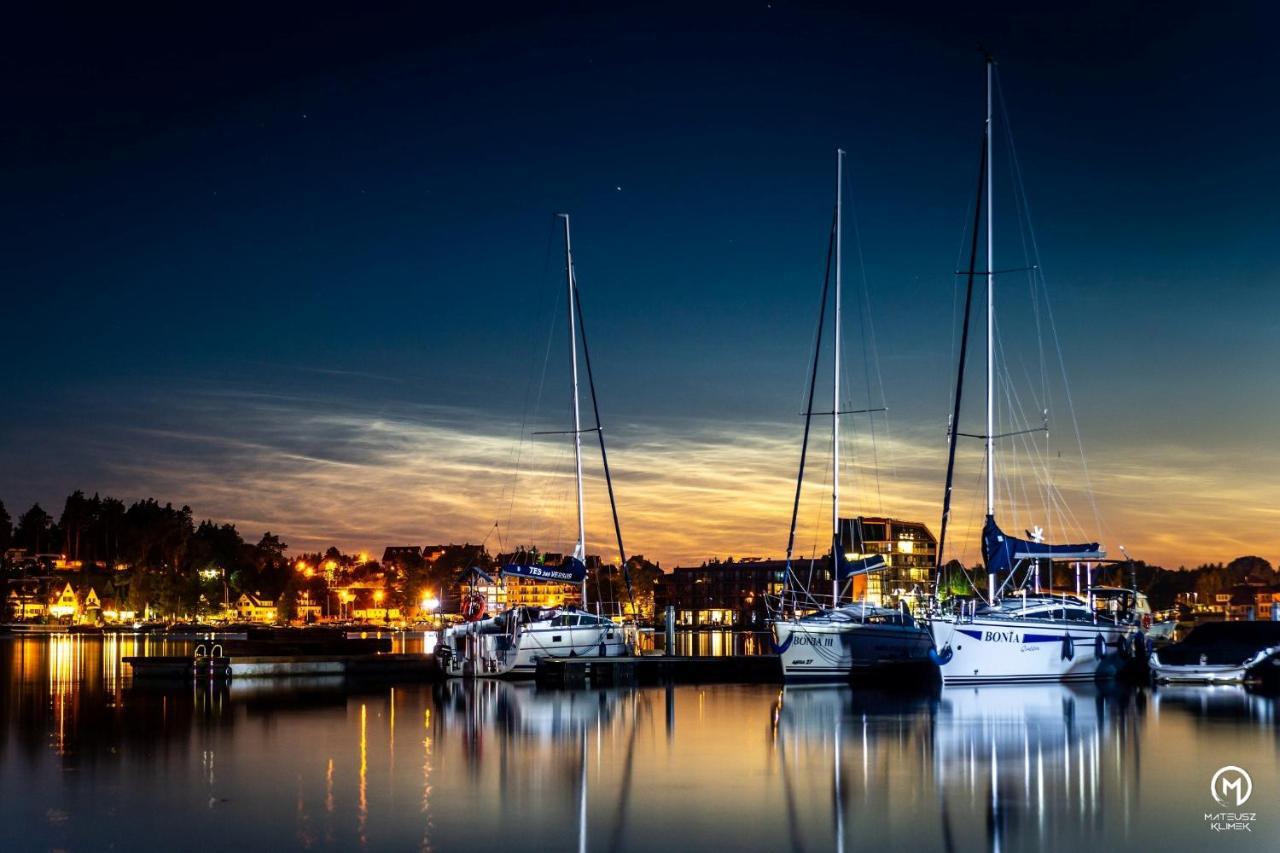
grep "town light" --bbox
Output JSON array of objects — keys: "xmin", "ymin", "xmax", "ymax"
[
  {"xmin": 420, "ymin": 593, "xmax": 440, "ymax": 612},
  {"xmin": 323, "ymin": 559, "xmax": 337, "ymax": 572},
  {"xmin": 295, "ymin": 560, "xmax": 309, "ymax": 572},
  {"xmin": 374, "ymin": 590, "xmax": 385, "ymax": 604}
]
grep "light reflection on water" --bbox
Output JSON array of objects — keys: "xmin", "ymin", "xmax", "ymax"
[{"xmin": 1, "ymin": 637, "xmax": 1278, "ymax": 852}]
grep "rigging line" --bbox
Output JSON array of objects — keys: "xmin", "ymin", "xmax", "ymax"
[
  {"xmin": 995, "ymin": 67, "xmax": 1105, "ymax": 541},
  {"xmin": 572, "ymin": 276, "xmax": 635, "ymax": 616},
  {"xmin": 844, "ymin": 162, "xmax": 889, "ymax": 512},
  {"xmin": 936, "ymin": 127, "xmax": 988, "ymax": 580},
  {"xmin": 998, "ymin": 86, "xmax": 1052, "ymax": 436},
  {"xmin": 504, "ymin": 218, "xmax": 563, "ymax": 535},
  {"xmin": 785, "ymin": 208, "xmax": 838, "ymax": 573}
]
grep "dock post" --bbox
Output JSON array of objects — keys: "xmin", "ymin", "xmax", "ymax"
[{"xmin": 664, "ymin": 605, "xmax": 675, "ymax": 657}]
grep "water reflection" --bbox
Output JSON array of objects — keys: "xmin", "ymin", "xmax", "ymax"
[{"xmin": 2, "ymin": 637, "xmax": 1279, "ymax": 851}]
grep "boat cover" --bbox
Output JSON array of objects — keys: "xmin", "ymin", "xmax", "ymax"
[
  {"xmin": 982, "ymin": 515, "xmax": 1102, "ymax": 573},
  {"xmin": 501, "ymin": 555, "xmax": 588, "ymax": 583}
]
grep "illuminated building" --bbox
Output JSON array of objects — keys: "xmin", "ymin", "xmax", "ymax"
[
  {"xmin": 655, "ymin": 558, "xmax": 787, "ymax": 627},
  {"xmin": 655, "ymin": 516, "xmax": 938, "ymax": 625},
  {"xmin": 839, "ymin": 517, "xmax": 938, "ymax": 604},
  {"xmin": 236, "ymin": 592, "xmax": 279, "ymax": 623}
]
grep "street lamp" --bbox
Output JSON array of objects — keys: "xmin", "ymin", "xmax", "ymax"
[{"xmin": 420, "ymin": 591, "xmax": 441, "ymax": 629}]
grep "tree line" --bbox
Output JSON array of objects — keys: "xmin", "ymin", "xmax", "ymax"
[{"xmin": 0, "ymin": 491, "xmax": 664, "ymax": 620}]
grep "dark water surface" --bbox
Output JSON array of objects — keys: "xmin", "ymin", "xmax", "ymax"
[{"xmin": 2, "ymin": 636, "xmax": 1278, "ymax": 852}]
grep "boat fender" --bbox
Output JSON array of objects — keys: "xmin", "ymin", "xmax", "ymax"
[
  {"xmin": 1061, "ymin": 635, "xmax": 1074, "ymax": 661},
  {"xmin": 1134, "ymin": 631, "xmax": 1148, "ymax": 660},
  {"xmin": 1119, "ymin": 635, "xmax": 1132, "ymax": 659},
  {"xmin": 929, "ymin": 645, "xmax": 953, "ymax": 665},
  {"xmin": 1094, "ymin": 635, "xmax": 1105, "ymax": 658}
]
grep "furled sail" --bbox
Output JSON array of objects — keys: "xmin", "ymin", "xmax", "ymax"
[
  {"xmin": 981, "ymin": 515, "xmax": 1102, "ymax": 573},
  {"xmin": 501, "ymin": 555, "xmax": 588, "ymax": 584}
]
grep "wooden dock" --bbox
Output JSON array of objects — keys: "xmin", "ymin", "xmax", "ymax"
[{"xmin": 536, "ymin": 654, "xmax": 781, "ymax": 687}]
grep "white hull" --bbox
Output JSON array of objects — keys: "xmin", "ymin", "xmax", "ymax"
[
  {"xmin": 929, "ymin": 614, "xmax": 1134, "ymax": 684},
  {"xmin": 1150, "ymin": 662, "xmax": 1251, "ymax": 684},
  {"xmin": 772, "ymin": 612, "xmax": 934, "ymax": 682},
  {"xmin": 441, "ymin": 615, "xmax": 630, "ymax": 679}
]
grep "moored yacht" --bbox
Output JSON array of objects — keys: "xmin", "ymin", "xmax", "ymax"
[
  {"xmin": 925, "ymin": 56, "xmax": 1141, "ymax": 684},
  {"xmin": 768, "ymin": 150, "xmax": 934, "ymax": 682},
  {"xmin": 438, "ymin": 606, "xmax": 630, "ymax": 678},
  {"xmin": 439, "ymin": 214, "xmax": 636, "ymax": 679},
  {"xmin": 929, "ymin": 587, "xmax": 1133, "ymax": 684}
]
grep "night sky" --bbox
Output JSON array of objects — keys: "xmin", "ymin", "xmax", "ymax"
[{"xmin": 3, "ymin": 2, "xmax": 1278, "ymax": 569}]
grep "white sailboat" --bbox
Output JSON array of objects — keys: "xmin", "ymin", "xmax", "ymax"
[
  {"xmin": 438, "ymin": 215, "xmax": 632, "ymax": 678},
  {"xmin": 927, "ymin": 56, "xmax": 1141, "ymax": 684},
  {"xmin": 769, "ymin": 150, "xmax": 934, "ymax": 682}
]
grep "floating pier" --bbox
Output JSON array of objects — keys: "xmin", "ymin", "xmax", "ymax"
[
  {"xmin": 535, "ymin": 654, "xmax": 782, "ymax": 687},
  {"xmin": 125, "ymin": 652, "xmax": 441, "ymax": 682}
]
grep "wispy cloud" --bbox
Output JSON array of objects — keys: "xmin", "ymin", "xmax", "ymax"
[{"xmin": 6, "ymin": 384, "xmax": 1276, "ymax": 569}]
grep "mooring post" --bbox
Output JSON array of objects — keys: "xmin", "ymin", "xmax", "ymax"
[{"xmin": 664, "ymin": 605, "xmax": 676, "ymax": 657}]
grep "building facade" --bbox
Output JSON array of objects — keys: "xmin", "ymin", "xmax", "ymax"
[
  {"xmin": 654, "ymin": 558, "xmax": 788, "ymax": 627},
  {"xmin": 653, "ymin": 516, "xmax": 938, "ymax": 625},
  {"xmin": 840, "ymin": 516, "xmax": 937, "ymax": 604}
]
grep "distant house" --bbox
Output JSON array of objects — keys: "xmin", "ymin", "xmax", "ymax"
[
  {"xmin": 236, "ymin": 592, "xmax": 278, "ymax": 623},
  {"xmin": 6, "ymin": 580, "xmax": 49, "ymax": 620},
  {"xmin": 381, "ymin": 546, "xmax": 422, "ymax": 567},
  {"xmin": 82, "ymin": 587, "xmax": 102, "ymax": 620},
  {"xmin": 346, "ymin": 587, "xmax": 400, "ymax": 622},
  {"xmin": 1226, "ymin": 579, "xmax": 1280, "ymax": 621},
  {"xmin": 48, "ymin": 583, "xmax": 80, "ymax": 620}
]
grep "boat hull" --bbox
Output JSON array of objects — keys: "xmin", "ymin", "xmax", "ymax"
[
  {"xmin": 771, "ymin": 617, "xmax": 935, "ymax": 682},
  {"xmin": 1151, "ymin": 662, "xmax": 1252, "ymax": 684},
  {"xmin": 440, "ymin": 623, "xmax": 631, "ymax": 679},
  {"xmin": 929, "ymin": 615, "xmax": 1134, "ymax": 684}
]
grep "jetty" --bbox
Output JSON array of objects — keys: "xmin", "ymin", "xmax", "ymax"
[{"xmin": 125, "ymin": 652, "xmax": 441, "ymax": 681}]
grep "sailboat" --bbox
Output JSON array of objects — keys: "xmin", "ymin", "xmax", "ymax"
[
  {"xmin": 926, "ymin": 56, "xmax": 1141, "ymax": 684},
  {"xmin": 769, "ymin": 150, "xmax": 935, "ymax": 682},
  {"xmin": 438, "ymin": 214, "xmax": 633, "ymax": 678}
]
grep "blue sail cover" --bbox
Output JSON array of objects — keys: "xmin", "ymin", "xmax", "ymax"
[
  {"xmin": 501, "ymin": 555, "xmax": 588, "ymax": 584},
  {"xmin": 982, "ymin": 515, "xmax": 1102, "ymax": 573},
  {"xmin": 836, "ymin": 552, "xmax": 888, "ymax": 581}
]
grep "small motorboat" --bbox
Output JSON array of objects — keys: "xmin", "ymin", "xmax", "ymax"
[{"xmin": 1150, "ymin": 621, "xmax": 1280, "ymax": 684}]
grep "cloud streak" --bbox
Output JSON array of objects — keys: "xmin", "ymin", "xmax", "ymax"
[{"xmin": 7, "ymin": 384, "xmax": 1270, "ymax": 571}]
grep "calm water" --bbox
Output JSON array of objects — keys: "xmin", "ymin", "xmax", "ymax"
[{"xmin": 2, "ymin": 637, "xmax": 1278, "ymax": 852}]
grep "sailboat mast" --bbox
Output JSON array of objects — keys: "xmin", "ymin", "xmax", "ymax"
[
  {"xmin": 984, "ymin": 56, "xmax": 996, "ymax": 519},
  {"xmin": 832, "ymin": 148, "xmax": 844, "ymax": 608},
  {"xmin": 560, "ymin": 213, "xmax": 588, "ymax": 608}
]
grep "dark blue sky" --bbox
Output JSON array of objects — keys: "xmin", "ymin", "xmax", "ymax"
[{"xmin": 3, "ymin": 2, "xmax": 1278, "ymax": 566}]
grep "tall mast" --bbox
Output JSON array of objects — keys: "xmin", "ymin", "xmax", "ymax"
[
  {"xmin": 984, "ymin": 57, "xmax": 996, "ymax": 519},
  {"xmin": 832, "ymin": 149, "xmax": 844, "ymax": 608},
  {"xmin": 560, "ymin": 213, "xmax": 587, "ymax": 606}
]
